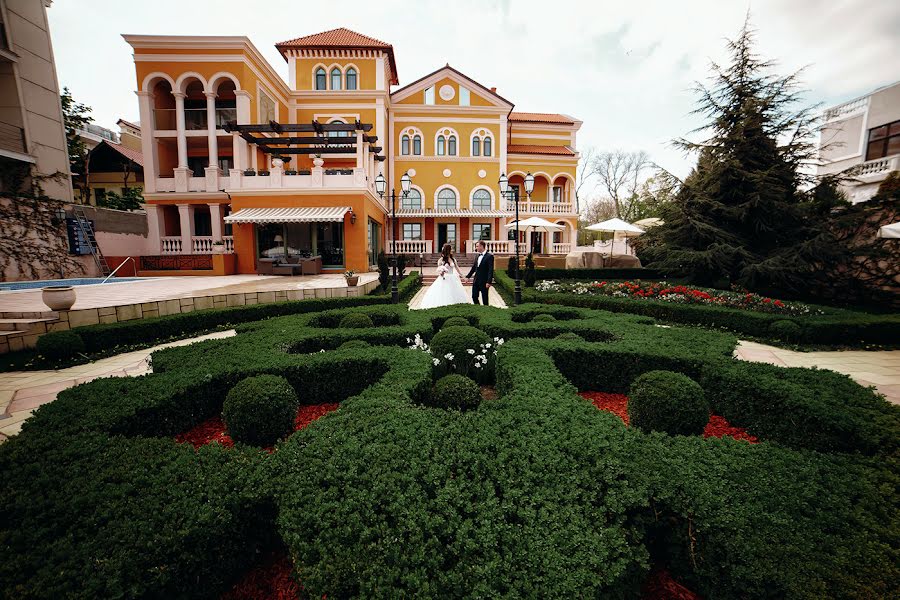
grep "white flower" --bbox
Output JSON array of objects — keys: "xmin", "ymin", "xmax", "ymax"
[
  {"xmin": 467, "ymin": 348, "xmax": 475, "ymax": 354},
  {"xmin": 433, "ymin": 358, "xmax": 440, "ymax": 366},
  {"xmin": 485, "ymin": 343, "xmax": 491, "ymax": 348},
  {"xmin": 444, "ymin": 353, "xmax": 455, "ymax": 361},
  {"xmin": 319, "ymin": 349, "xmax": 326, "ymax": 353}
]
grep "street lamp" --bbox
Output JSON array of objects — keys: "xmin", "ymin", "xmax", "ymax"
[
  {"xmin": 500, "ymin": 172, "xmax": 534, "ymax": 305},
  {"xmin": 375, "ymin": 171, "xmax": 412, "ymax": 303}
]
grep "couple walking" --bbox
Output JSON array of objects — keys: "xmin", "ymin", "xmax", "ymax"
[{"xmin": 418, "ymin": 241, "xmax": 494, "ymax": 309}]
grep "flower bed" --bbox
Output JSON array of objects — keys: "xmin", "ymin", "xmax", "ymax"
[
  {"xmin": 175, "ymin": 403, "xmax": 340, "ymax": 450},
  {"xmin": 537, "ymin": 279, "xmax": 817, "ymax": 315},
  {"xmin": 579, "ymin": 391, "xmax": 758, "ymax": 442},
  {"xmin": 221, "ymin": 550, "xmax": 299, "ymax": 600}
]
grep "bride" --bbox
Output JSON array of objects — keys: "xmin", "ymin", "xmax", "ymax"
[{"xmin": 418, "ymin": 243, "xmax": 471, "ymax": 309}]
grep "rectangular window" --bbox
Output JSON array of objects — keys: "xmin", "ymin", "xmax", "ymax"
[
  {"xmin": 413, "ymin": 136, "xmax": 421, "ymax": 155},
  {"xmin": 401, "ymin": 136, "xmax": 410, "ymax": 155},
  {"xmin": 403, "ymin": 223, "xmax": 422, "ymax": 240},
  {"xmin": 258, "ymin": 89, "xmax": 276, "ymax": 123},
  {"xmin": 472, "ymin": 138, "xmax": 480, "ymax": 156},
  {"xmin": 94, "ymin": 187, "xmax": 106, "ymax": 202},
  {"xmin": 865, "ymin": 119, "xmax": 900, "ymax": 161},
  {"xmin": 551, "ymin": 186, "xmax": 563, "ymax": 202},
  {"xmin": 424, "ymin": 86, "xmax": 435, "ymax": 105},
  {"xmin": 194, "ymin": 211, "xmax": 212, "ymax": 236},
  {"xmin": 459, "ymin": 87, "xmax": 470, "ymax": 106},
  {"xmin": 473, "ymin": 223, "xmax": 491, "ymax": 241}
]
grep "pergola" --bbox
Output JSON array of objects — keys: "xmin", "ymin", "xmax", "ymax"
[{"xmin": 222, "ymin": 120, "xmax": 385, "ymax": 162}]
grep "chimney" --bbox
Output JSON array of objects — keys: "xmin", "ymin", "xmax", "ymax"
[{"xmin": 490, "ymin": 87, "xmax": 497, "ymax": 94}]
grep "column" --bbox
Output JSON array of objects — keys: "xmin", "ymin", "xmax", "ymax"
[
  {"xmin": 173, "ymin": 92, "xmax": 190, "ymax": 193},
  {"xmin": 204, "ymin": 92, "xmax": 218, "ymax": 165},
  {"xmin": 209, "ymin": 203, "xmax": 224, "ymax": 241},
  {"xmin": 145, "ymin": 204, "xmax": 163, "ymax": 254},
  {"xmin": 177, "ymin": 204, "xmax": 194, "ymax": 254},
  {"xmin": 136, "ymin": 91, "xmax": 158, "ymax": 193}
]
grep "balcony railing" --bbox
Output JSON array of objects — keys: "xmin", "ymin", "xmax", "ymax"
[
  {"xmin": 551, "ymin": 243, "xmax": 572, "ymax": 254},
  {"xmin": 824, "ymin": 97, "xmax": 868, "ymax": 122},
  {"xmin": 505, "ymin": 201, "xmax": 574, "ymax": 214},
  {"xmin": 0, "ymin": 120, "xmax": 27, "ymax": 155},
  {"xmin": 464, "ymin": 240, "xmax": 534, "ymax": 254},
  {"xmin": 852, "ymin": 155, "xmax": 899, "ymax": 179},
  {"xmin": 223, "ymin": 236, "xmax": 234, "ymax": 253},
  {"xmin": 388, "ymin": 240, "xmax": 433, "ymax": 254},
  {"xmin": 215, "ymin": 108, "xmax": 236, "ymax": 128},
  {"xmin": 160, "ymin": 236, "xmax": 183, "ymax": 254},
  {"xmin": 191, "ymin": 236, "xmax": 215, "ymax": 253}
]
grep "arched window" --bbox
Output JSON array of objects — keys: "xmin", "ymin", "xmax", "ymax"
[
  {"xmin": 483, "ymin": 137, "xmax": 492, "ymax": 157},
  {"xmin": 401, "ymin": 135, "xmax": 410, "ymax": 155},
  {"xmin": 329, "ymin": 119, "xmax": 350, "ymax": 138},
  {"xmin": 315, "ymin": 68, "xmax": 326, "ymax": 90},
  {"xmin": 472, "ymin": 189, "xmax": 492, "ymax": 210},
  {"xmin": 413, "ymin": 135, "xmax": 422, "ymax": 155},
  {"xmin": 437, "ymin": 135, "xmax": 446, "ymax": 156},
  {"xmin": 346, "ymin": 68, "xmax": 357, "ymax": 90},
  {"xmin": 330, "ymin": 68, "xmax": 342, "ymax": 90},
  {"xmin": 402, "ymin": 188, "xmax": 422, "ymax": 210},
  {"xmin": 437, "ymin": 188, "xmax": 457, "ymax": 210},
  {"xmin": 448, "ymin": 136, "xmax": 457, "ymax": 156},
  {"xmin": 472, "ymin": 136, "xmax": 481, "ymax": 156}
]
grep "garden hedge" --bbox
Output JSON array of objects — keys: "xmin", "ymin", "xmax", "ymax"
[
  {"xmin": 2, "ymin": 300, "xmax": 898, "ymax": 598},
  {"xmin": 494, "ymin": 270, "xmax": 900, "ymax": 347}
]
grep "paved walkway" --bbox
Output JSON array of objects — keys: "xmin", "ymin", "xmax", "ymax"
[
  {"xmin": 0, "ymin": 330, "xmax": 235, "ymax": 442},
  {"xmin": 408, "ymin": 285, "xmax": 507, "ymax": 310},
  {"xmin": 735, "ymin": 340, "xmax": 900, "ymax": 405}
]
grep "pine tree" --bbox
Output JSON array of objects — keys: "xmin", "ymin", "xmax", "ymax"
[{"xmin": 638, "ymin": 20, "xmax": 839, "ymax": 294}]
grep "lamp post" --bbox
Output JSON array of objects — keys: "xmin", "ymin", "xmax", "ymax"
[
  {"xmin": 499, "ymin": 172, "xmax": 533, "ymax": 305},
  {"xmin": 375, "ymin": 171, "xmax": 411, "ymax": 303}
]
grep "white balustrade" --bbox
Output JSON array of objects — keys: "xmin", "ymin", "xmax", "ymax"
[
  {"xmin": 465, "ymin": 240, "xmax": 515, "ymax": 254},
  {"xmin": 824, "ymin": 96, "xmax": 868, "ymax": 122},
  {"xmin": 160, "ymin": 236, "xmax": 182, "ymax": 254},
  {"xmin": 188, "ymin": 177, "xmax": 205, "ymax": 192},
  {"xmin": 192, "ymin": 236, "xmax": 214, "ymax": 253},
  {"xmin": 505, "ymin": 201, "xmax": 574, "ymax": 214},
  {"xmin": 223, "ymin": 236, "xmax": 234, "ymax": 253},
  {"xmin": 156, "ymin": 178, "xmax": 175, "ymax": 192},
  {"xmin": 389, "ymin": 240, "xmax": 433, "ymax": 254},
  {"xmin": 551, "ymin": 243, "xmax": 572, "ymax": 254},
  {"xmin": 854, "ymin": 156, "xmax": 898, "ymax": 178}
]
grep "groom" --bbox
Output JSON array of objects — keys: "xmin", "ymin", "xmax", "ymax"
[{"xmin": 466, "ymin": 240, "xmax": 494, "ymax": 305}]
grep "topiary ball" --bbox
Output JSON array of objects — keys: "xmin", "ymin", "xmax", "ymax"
[
  {"xmin": 628, "ymin": 370, "xmax": 709, "ymax": 436},
  {"xmin": 768, "ymin": 320, "xmax": 802, "ymax": 343},
  {"xmin": 442, "ymin": 316, "xmax": 471, "ymax": 329},
  {"xmin": 222, "ymin": 374, "xmax": 299, "ymax": 446},
  {"xmin": 555, "ymin": 332, "xmax": 584, "ymax": 341},
  {"xmin": 432, "ymin": 374, "xmax": 482, "ymax": 411},
  {"xmin": 338, "ymin": 340, "xmax": 371, "ymax": 350},
  {"xmin": 36, "ymin": 330, "xmax": 85, "ymax": 362},
  {"xmin": 339, "ymin": 312, "xmax": 374, "ymax": 329},
  {"xmin": 532, "ymin": 313, "xmax": 557, "ymax": 322},
  {"xmin": 430, "ymin": 325, "xmax": 491, "ymax": 366}
]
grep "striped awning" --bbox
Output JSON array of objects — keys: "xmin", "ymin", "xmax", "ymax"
[
  {"xmin": 394, "ymin": 209, "xmax": 508, "ymax": 218},
  {"xmin": 224, "ymin": 206, "xmax": 351, "ymax": 224}
]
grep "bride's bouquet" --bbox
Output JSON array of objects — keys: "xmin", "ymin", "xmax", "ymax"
[{"xmin": 437, "ymin": 264, "xmax": 450, "ymax": 279}]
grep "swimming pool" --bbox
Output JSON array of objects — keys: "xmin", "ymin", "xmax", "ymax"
[{"xmin": 0, "ymin": 278, "xmax": 145, "ymax": 291}]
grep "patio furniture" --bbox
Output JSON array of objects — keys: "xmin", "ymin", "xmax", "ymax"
[
  {"xmin": 300, "ymin": 255, "xmax": 322, "ymax": 275},
  {"xmin": 257, "ymin": 259, "xmax": 276, "ymax": 275}
]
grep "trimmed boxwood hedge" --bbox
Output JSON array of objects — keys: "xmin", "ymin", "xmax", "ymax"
[
  {"xmin": 628, "ymin": 370, "xmax": 709, "ymax": 436},
  {"xmin": 222, "ymin": 375, "xmax": 299, "ymax": 446},
  {"xmin": 494, "ymin": 270, "xmax": 900, "ymax": 347},
  {"xmin": 2, "ymin": 301, "xmax": 898, "ymax": 598}
]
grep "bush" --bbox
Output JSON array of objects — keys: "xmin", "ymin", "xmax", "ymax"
[
  {"xmin": 555, "ymin": 332, "xmax": 584, "ymax": 341},
  {"xmin": 532, "ymin": 313, "xmax": 557, "ymax": 322},
  {"xmin": 35, "ymin": 330, "xmax": 85, "ymax": 361},
  {"xmin": 507, "ymin": 255, "xmax": 518, "ymax": 277},
  {"xmin": 338, "ymin": 340, "xmax": 371, "ymax": 350},
  {"xmin": 222, "ymin": 375, "xmax": 299, "ymax": 446},
  {"xmin": 523, "ymin": 253, "xmax": 537, "ymax": 287},
  {"xmin": 339, "ymin": 312, "xmax": 374, "ymax": 329},
  {"xmin": 431, "ymin": 374, "xmax": 482, "ymax": 410},
  {"xmin": 628, "ymin": 370, "xmax": 708, "ymax": 436},
  {"xmin": 769, "ymin": 319, "xmax": 802, "ymax": 342},
  {"xmin": 442, "ymin": 316, "xmax": 472, "ymax": 329},
  {"xmin": 430, "ymin": 326, "xmax": 490, "ymax": 363}
]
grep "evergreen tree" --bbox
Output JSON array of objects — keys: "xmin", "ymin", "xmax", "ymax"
[
  {"xmin": 60, "ymin": 88, "xmax": 93, "ymax": 179},
  {"xmin": 638, "ymin": 20, "xmax": 839, "ymax": 293}
]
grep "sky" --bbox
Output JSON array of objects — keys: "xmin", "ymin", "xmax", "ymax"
[{"xmin": 47, "ymin": 0, "xmax": 900, "ymax": 181}]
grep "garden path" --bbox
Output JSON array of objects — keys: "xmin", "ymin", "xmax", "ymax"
[
  {"xmin": 735, "ymin": 340, "xmax": 900, "ymax": 405},
  {"xmin": 0, "ymin": 330, "xmax": 236, "ymax": 442}
]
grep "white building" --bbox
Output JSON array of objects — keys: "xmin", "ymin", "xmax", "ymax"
[{"xmin": 817, "ymin": 80, "xmax": 900, "ymax": 204}]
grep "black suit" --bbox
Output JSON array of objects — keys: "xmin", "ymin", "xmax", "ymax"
[{"xmin": 466, "ymin": 252, "xmax": 494, "ymax": 305}]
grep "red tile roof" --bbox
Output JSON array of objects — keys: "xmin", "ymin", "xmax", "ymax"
[
  {"xmin": 105, "ymin": 141, "xmax": 144, "ymax": 167},
  {"xmin": 276, "ymin": 28, "xmax": 397, "ymax": 84},
  {"xmin": 507, "ymin": 144, "xmax": 576, "ymax": 156},
  {"xmin": 509, "ymin": 112, "xmax": 576, "ymax": 125},
  {"xmin": 116, "ymin": 118, "xmax": 141, "ymax": 131}
]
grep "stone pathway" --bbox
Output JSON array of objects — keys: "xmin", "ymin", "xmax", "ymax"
[
  {"xmin": 408, "ymin": 285, "xmax": 507, "ymax": 310},
  {"xmin": 735, "ymin": 340, "xmax": 900, "ymax": 405},
  {"xmin": 0, "ymin": 330, "xmax": 236, "ymax": 442}
]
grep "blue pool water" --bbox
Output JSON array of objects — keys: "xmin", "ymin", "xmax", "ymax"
[{"xmin": 0, "ymin": 278, "xmax": 144, "ymax": 291}]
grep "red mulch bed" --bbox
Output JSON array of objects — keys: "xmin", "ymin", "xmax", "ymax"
[
  {"xmin": 642, "ymin": 567, "xmax": 702, "ymax": 600},
  {"xmin": 175, "ymin": 403, "xmax": 340, "ymax": 450},
  {"xmin": 579, "ymin": 391, "xmax": 758, "ymax": 443},
  {"xmin": 221, "ymin": 551, "xmax": 300, "ymax": 600}
]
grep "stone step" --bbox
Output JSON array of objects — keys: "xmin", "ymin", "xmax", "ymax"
[
  {"xmin": 0, "ymin": 329, "xmax": 29, "ymax": 338},
  {"xmin": 0, "ymin": 318, "xmax": 57, "ymax": 331}
]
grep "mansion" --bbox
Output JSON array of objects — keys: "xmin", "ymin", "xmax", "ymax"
[{"xmin": 125, "ymin": 27, "xmax": 581, "ymax": 274}]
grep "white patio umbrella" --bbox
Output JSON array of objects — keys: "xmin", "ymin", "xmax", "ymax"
[
  {"xmin": 504, "ymin": 216, "xmax": 565, "ymax": 233},
  {"xmin": 586, "ymin": 217, "xmax": 645, "ymax": 236},
  {"xmin": 877, "ymin": 221, "xmax": 900, "ymax": 239},
  {"xmin": 633, "ymin": 217, "xmax": 663, "ymax": 229}
]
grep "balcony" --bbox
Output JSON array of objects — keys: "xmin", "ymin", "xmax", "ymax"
[
  {"xmin": 161, "ymin": 235, "xmax": 234, "ymax": 255},
  {"xmin": 224, "ymin": 166, "xmax": 375, "ymax": 194},
  {"xmin": 153, "ymin": 108, "xmax": 237, "ymax": 132},
  {"xmin": 504, "ymin": 200, "xmax": 575, "ymax": 214},
  {"xmin": 0, "ymin": 120, "xmax": 27, "ymax": 157},
  {"xmin": 823, "ymin": 97, "xmax": 868, "ymax": 122},
  {"xmin": 851, "ymin": 155, "xmax": 899, "ymax": 182},
  {"xmin": 388, "ymin": 240, "xmax": 433, "ymax": 254}
]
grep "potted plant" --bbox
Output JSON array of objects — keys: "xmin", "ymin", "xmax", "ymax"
[
  {"xmin": 243, "ymin": 168, "xmax": 256, "ymax": 176},
  {"xmin": 258, "ymin": 169, "xmax": 270, "ymax": 176},
  {"xmin": 285, "ymin": 169, "xmax": 298, "ymax": 176},
  {"xmin": 313, "ymin": 154, "xmax": 325, "ymax": 168},
  {"xmin": 212, "ymin": 240, "xmax": 226, "ymax": 254},
  {"xmin": 344, "ymin": 270, "xmax": 359, "ymax": 286},
  {"xmin": 42, "ymin": 286, "xmax": 76, "ymax": 311}
]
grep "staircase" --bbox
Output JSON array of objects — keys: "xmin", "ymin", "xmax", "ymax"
[
  {"xmin": 71, "ymin": 205, "xmax": 110, "ymax": 277},
  {"xmin": 418, "ymin": 253, "xmax": 477, "ymax": 285}
]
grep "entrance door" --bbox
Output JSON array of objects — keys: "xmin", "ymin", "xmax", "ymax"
[
  {"xmin": 531, "ymin": 231, "xmax": 543, "ymax": 254},
  {"xmin": 437, "ymin": 223, "xmax": 457, "ymax": 251}
]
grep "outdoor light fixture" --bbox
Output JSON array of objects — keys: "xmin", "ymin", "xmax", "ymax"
[
  {"xmin": 349, "ymin": 210, "xmax": 357, "ymax": 225},
  {"xmin": 499, "ymin": 172, "xmax": 522, "ymax": 305},
  {"xmin": 375, "ymin": 171, "xmax": 412, "ymax": 303},
  {"xmin": 524, "ymin": 172, "xmax": 535, "ymax": 195}
]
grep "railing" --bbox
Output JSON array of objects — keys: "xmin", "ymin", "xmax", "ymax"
[
  {"xmin": 152, "ymin": 108, "xmax": 236, "ymax": 131},
  {"xmin": 465, "ymin": 240, "xmax": 516, "ymax": 254},
  {"xmin": 101, "ymin": 257, "xmax": 136, "ymax": 283},
  {"xmin": 160, "ymin": 236, "xmax": 183, "ymax": 254},
  {"xmin": 154, "ymin": 108, "xmax": 176, "ymax": 130},
  {"xmin": 141, "ymin": 255, "xmax": 213, "ymax": 271},
  {"xmin": 215, "ymin": 108, "xmax": 236, "ymax": 128},
  {"xmin": 184, "ymin": 108, "xmax": 208, "ymax": 131},
  {"xmin": 551, "ymin": 243, "xmax": 572, "ymax": 254},
  {"xmin": 188, "ymin": 177, "xmax": 205, "ymax": 192},
  {"xmin": 80, "ymin": 123, "xmax": 119, "ymax": 143},
  {"xmin": 824, "ymin": 97, "xmax": 868, "ymax": 122},
  {"xmin": 192, "ymin": 236, "xmax": 214, "ymax": 253},
  {"xmin": 852, "ymin": 156, "xmax": 899, "ymax": 178},
  {"xmin": 505, "ymin": 201, "xmax": 575, "ymax": 214},
  {"xmin": 223, "ymin": 236, "xmax": 234, "ymax": 253},
  {"xmin": 389, "ymin": 240, "xmax": 433, "ymax": 254},
  {"xmin": 0, "ymin": 120, "xmax": 27, "ymax": 155}
]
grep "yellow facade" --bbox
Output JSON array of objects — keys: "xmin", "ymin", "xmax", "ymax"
[{"xmin": 124, "ymin": 28, "xmax": 581, "ymax": 274}]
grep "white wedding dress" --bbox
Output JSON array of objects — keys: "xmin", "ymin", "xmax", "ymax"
[{"xmin": 419, "ymin": 258, "xmax": 471, "ymax": 309}]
